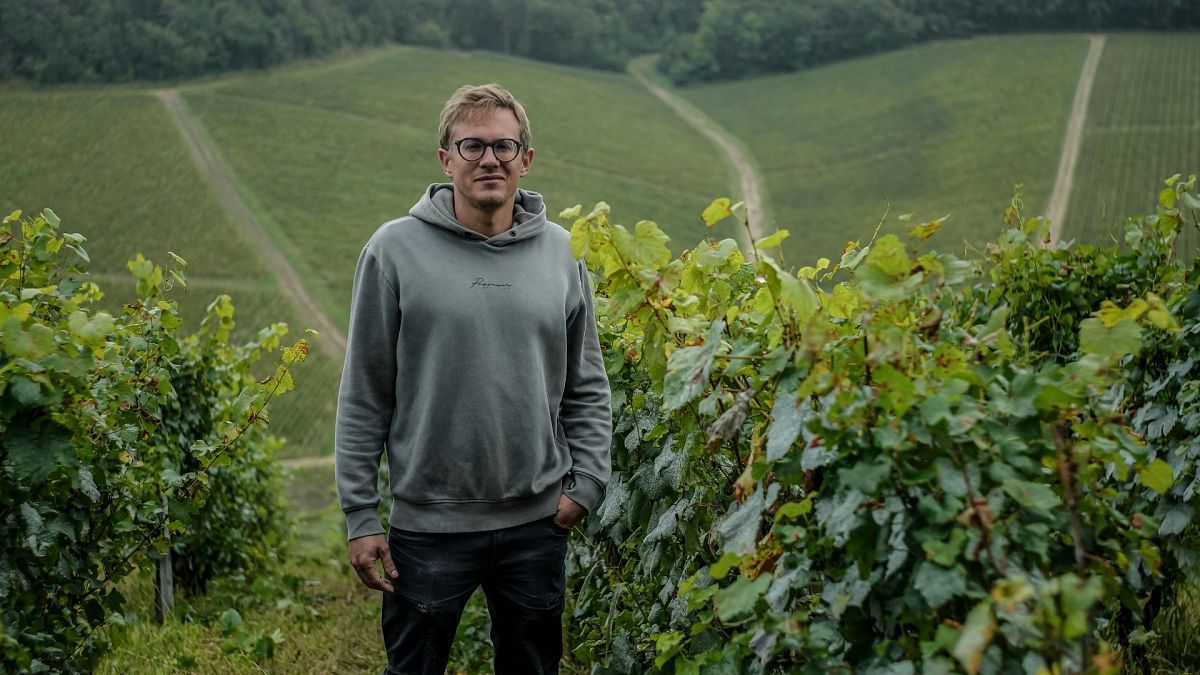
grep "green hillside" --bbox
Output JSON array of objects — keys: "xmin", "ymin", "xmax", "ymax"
[
  {"xmin": 179, "ymin": 46, "xmax": 737, "ymax": 328},
  {"xmin": 0, "ymin": 90, "xmax": 340, "ymax": 458},
  {"xmin": 1064, "ymin": 33, "xmax": 1200, "ymax": 254},
  {"xmin": 0, "ymin": 47, "xmax": 735, "ymax": 458},
  {"xmin": 677, "ymin": 35, "xmax": 1090, "ymax": 262}
]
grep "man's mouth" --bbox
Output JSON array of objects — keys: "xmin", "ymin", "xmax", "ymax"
[{"xmin": 476, "ymin": 175, "xmax": 505, "ymax": 183}]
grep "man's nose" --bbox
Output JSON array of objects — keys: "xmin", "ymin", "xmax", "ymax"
[{"xmin": 478, "ymin": 147, "xmax": 501, "ymax": 166}]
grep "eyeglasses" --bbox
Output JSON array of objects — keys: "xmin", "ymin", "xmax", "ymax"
[{"xmin": 451, "ymin": 138, "xmax": 523, "ymax": 163}]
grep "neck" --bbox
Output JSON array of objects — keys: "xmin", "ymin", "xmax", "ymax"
[{"xmin": 453, "ymin": 193, "xmax": 516, "ymax": 238}]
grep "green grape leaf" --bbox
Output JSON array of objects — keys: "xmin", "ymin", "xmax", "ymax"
[
  {"xmin": 663, "ymin": 320, "xmax": 724, "ymax": 410},
  {"xmin": 1001, "ymin": 479, "xmax": 1062, "ymax": 511},
  {"xmin": 4, "ymin": 317, "xmax": 57, "ymax": 360},
  {"xmin": 1079, "ymin": 316, "xmax": 1142, "ymax": 357},
  {"xmin": 714, "ymin": 573, "xmax": 771, "ymax": 622},
  {"xmin": 840, "ymin": 244, "xmax": 869, "ymax": 270},
  {"xmin": 761, "ymin": 258, "xmax": 818, "ymax": 325},
  {"xmin": 718, "ymin": 482, "xmax": 780, "ymax": 556},
  {"xmin": 218, "ymin": 608, "xmax": 243, "ymax": 637},
  {"xmin": 766, "ymin": 389, "xmax": 804, "ymax": 461},
  {"xmin": 4, "ymin": 416, "xmax": 75, "ymax": 485},
  {"xmin": 597, "ymin": 477, "xmax": 629, "ymax": 529},
  {"xmin": 1159, "ymin": 504, "xmax": 1193, "ymax": 536},
  {"xmin": 912, "ymin": 561, "xmax": 966, "ymax": 609},
  {"xmin": 922, "ymin": 529, "xmax": 967, "ymax": 567}
]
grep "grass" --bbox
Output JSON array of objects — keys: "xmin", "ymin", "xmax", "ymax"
[
  {"xmin": 95, "ymin": 464, "xmax": 383, "ymax": 674},
  {"xmin": 179, "ymin": 45, "xmax": 737, "ymax": 328},
  {"xmin": 0, "ymin": 91, "xmax": 339, "ymax": 458},
  {"xmin": 1063, "ymin": 33, "xmax": 1200, "ymax": 255},
  {"xmin": 93, "ymin": 463, "xmax": 550, "ymax": 674},
  {"xmin": 0, "ymin": 92, "xmax": 261, "ymax": 282},
  {"xmin": 676, "ymin": 35, "xmax": 1091, "ymax": 263}
]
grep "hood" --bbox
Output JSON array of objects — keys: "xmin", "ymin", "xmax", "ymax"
[{"xmin": 410, "ymin": 183, "xmax": 548, "ymax": 246}]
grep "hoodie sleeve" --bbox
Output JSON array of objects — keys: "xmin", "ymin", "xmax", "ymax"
[
  {"xmin": 560, "ymin": 260, "xmax": 613, "ymax": 513},
  {"xmin": 335, "ymin": 245, "xmax": 399, "ymax": 540}
]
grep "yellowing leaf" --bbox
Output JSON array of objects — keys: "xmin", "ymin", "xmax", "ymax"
[
  {"xmin": 283, "ymin": 339, "xmax": 310, "ymax": 364},
  {"xmin": 701, "ymin": 197, "xmax": 733, "ymax": 227},
  {"xmin": 820, "ymin": 283, "xmax": 859, "ymax": 319},
  {"xmin": 953, "ymin": 601, "xmax": 996, "ymax": 674},
  {"xmin": 568, "ymin": 228, "xmax": 589, "ymax": 261},
  {"xmin": 864, "ymin": 234, "xmax": 911, "ymax": 278},
  {"xmin": 1160, "ymin": 187, "xmax": 1178, "ymax": 209},
  {"xmin": 755, "ymin": 229, "xmax": 790, "ymax": 250},
  {"xmin": 1144, "ymin": 293, "xmax": 1179, "ymax": 331},
  {"xmin": 127, "ymin": 253, "xmax": 154, "ymax": 280},
  {"xmin": 558, "ymin": 204, "xmax": 582, "ymax": 221},
  {"xmin": 11, "ymin": 303, "xmax": 33, "ymax": 320},
  {"xmin": 1140, "ymin": 540, "xmax": 1163, "ymax": 575},
  {"xmin": 797, "ymin": 258, "xmax": 830, "ymax": 279},
  {"xmin": 1138, "ymin": 458, "xmax": 1173, "ymax": 495},
  {"xmin": 908, "ymin": 215, "xmax": 948, "ymax": 240}
]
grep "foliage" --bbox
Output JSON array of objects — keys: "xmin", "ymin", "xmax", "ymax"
[
  {"xmin": 1, "ymin": 0, "xmax": 1195, "ymax": 85},
  {"xmin": 659, "ymin": 0, "xmax": 1200, "ymax": 85},
  {"xmin": 0, "ymin": 209, "xmax": 308, "ymax": 672},
  {"xmin": 0, "ymin": 0, "xmax": 697, "ymax": 84},
  {"xmin": 566, "ymin": 176, "xmax": 1200, "ymax": 672}
]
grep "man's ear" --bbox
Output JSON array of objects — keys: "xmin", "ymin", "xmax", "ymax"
[
  {"xmin": 438, "ymin": 147, "xmax": 452, "ymax": 176},
  {"xmin": 519, "ymin": 147, "xmax": 535, "ymax": 177}
]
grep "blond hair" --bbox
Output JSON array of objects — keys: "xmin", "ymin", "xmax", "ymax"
[{"xmin": 438, "ymin": 83, "xmax": 531, "ymax": 150}]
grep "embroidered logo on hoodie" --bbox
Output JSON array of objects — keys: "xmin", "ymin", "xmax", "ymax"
[{"xmin": 471, "ymin": 277, "xmax": 513, "ymax": 290}]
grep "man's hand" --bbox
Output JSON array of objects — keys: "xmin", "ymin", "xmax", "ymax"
[
  {"xmin": 554, "ymin": 494, "xmax": 587, "ymax": 530},
  {"xmin": 348, "ymin": 533, "xmax": 397, "ymax": 593}
]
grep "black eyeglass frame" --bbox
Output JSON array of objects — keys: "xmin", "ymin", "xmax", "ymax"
[{"xmin": 450, "ymin": 137, "xmax": 524, "ymax": 163}]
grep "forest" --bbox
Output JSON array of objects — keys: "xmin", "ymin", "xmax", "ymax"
[{"xmin": 2, "ymin": 0, "xmax": 1197, "ymax": 84}]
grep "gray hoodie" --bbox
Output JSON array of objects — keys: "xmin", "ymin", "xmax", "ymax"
[{"xmin": 335, "ymin": 184, "xmax": 612, "ymax": 538}]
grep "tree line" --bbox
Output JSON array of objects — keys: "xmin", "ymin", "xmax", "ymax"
[
  {"xmin": 0, "ymin": 0, "xmax": 698, "ymax": 83},
  {"xmin": 659, "ymin": 0, "xmax": 1200, "ymax": 84},
  {"xmin": 1, "ymin": 0, "xmax": 1196, "ymax": 86}
]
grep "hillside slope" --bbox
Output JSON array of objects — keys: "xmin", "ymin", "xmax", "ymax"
[
  {"xmin": 0, "ymin": 90, "xmax": 340, "ymax": 457},
  {"xmin": 1063, "ymin": 33, "xmax": 1200, "ymax": 255},
  {"xmin": 180, "ymin": 46, "xmax": 737, "ymax": 328},
  {"xmin": 678, "ymin": 35, "xmax": 1090, "ymax": 262}
]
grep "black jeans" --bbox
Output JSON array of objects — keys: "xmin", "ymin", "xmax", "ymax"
[{"xmin": 382, "ymin": 516, "xmax": 570, "ymax": 675}]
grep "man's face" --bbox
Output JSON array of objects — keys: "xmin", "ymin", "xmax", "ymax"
[{"xmin": 438, "ymin": 109, "xmax": 534, "ymax": 216}]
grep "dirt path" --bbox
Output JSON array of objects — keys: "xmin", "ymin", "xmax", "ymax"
[
  {"xmin": 1045, "ymin": 35, "xmax": 1106, "ymax": 244},
  {"xmin": 280, "ymin": 455, "xmax": 335, "ymax": 469},
  {"xmin": 153, "ymin": 89, "xmax": 347, "ymax": 358},
  {"xmin": 628, "ymin": 68, "xmax": 767, "ymax": 257}
]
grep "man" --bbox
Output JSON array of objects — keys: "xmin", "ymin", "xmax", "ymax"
[{"xmin": 335, "ymin": 83, "xmax": 612, "ymax": 675}]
